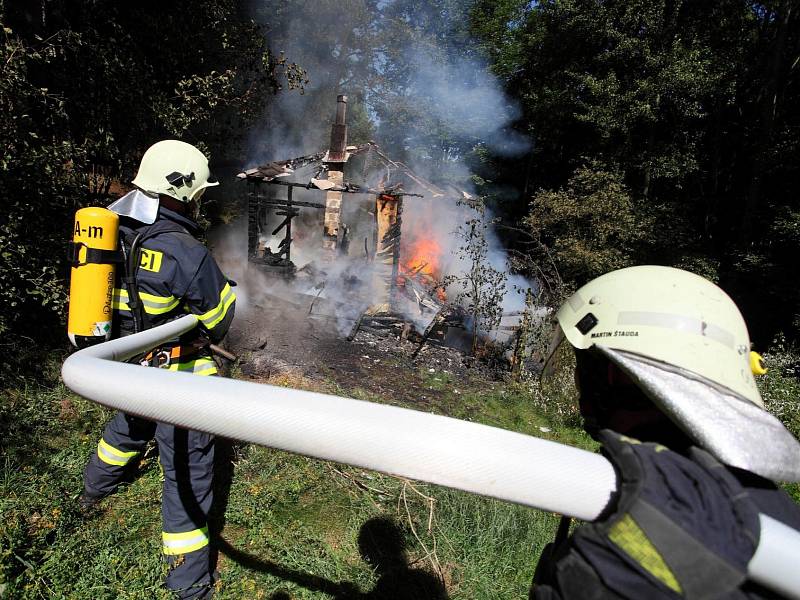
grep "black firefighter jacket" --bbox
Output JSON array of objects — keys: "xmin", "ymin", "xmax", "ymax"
[{"xmin": 111, "ymin": 206, "xmax": 235, "ymax": 376}]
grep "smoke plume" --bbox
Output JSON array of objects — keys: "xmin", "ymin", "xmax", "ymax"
[{"xmin": 214, "ymin": 1, "xmax": 535, "ymax": 341}]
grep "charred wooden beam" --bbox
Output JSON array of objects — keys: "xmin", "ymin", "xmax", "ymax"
[
  {"xmin": 411, "ymin": 307, "xmax": 447, "ymax": 359},
  {"xmin": 347, "ymin": 312, "xmax": 365, "ymax": 341},
  {"xmin": 271, "ymin": 217, "xmax": 292, "ymax": 236},
  {"xmin": 237, "ymin": 152, "xmax": 326, "ymax": 182},
  {"xmin": 370, "ymin": 147, "xmax": 446, "ymax": 198},
  {"xmin": 247, "ymin": 182, "xmax": 260, "ymax": 258},
  {"xmin": 243, "ymin": 170, "xmax": 421, "ymax": 198},
  {"xmin": 256, "ymin": 197, "xmax": 326, "ymax": 210},
  {"xmin": 374, "ymin": 193, "xmax": 403, "ymax": 309}
]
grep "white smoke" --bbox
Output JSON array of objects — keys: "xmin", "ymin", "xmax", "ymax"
[
  {"xmin": 215, "ymin": 1, "xmax": 537, "ymax": 342},
  {"xmin": 407, "ymin": 48, "xmax": 530, "ymax": 158}
]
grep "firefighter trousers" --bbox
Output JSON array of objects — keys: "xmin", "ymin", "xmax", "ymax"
[{"xmin": 84, "ymin": 411, "xmax": 215, "ymax": 599}]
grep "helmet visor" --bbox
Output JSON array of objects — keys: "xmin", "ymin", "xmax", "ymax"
[{"xmin": 597, "ymin": 346, "xmax": 800, "ymax": 482}]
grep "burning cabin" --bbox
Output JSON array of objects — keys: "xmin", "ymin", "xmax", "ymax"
[{"xmin": 238, "ymin": 95, "xmax": 453, "ymax": 331}]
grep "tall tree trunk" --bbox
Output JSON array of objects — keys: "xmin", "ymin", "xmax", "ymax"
[{"xmin": 743, "ymin": 1, "xmax": 792, "ymax": 241}]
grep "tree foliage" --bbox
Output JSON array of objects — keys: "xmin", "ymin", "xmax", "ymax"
[
  {"xmin": 442, "ymin": 199, "xmax": 508, "ymax": 353},
  {"xmin": 526, "ymin": 161, "xmax": 646, "ymax": 283},
  {"xmin": 0, "ymin": 0, "xmax": 296, "ymax": 363},
  {"xmin": 472, "ymin": 0, "xmax": 800, "ymax": 343}
]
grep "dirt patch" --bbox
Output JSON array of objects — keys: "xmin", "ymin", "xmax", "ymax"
[{"xmin": 226, "ymin": 288, "xmax": 497, "ymax": 410}]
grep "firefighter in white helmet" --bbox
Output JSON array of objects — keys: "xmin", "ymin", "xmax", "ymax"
[
  {"xmin": 532, "ymin": 266, "xmax": 800, "ymax": 599},
  {"xmin": 79, "ymin": 140, "xmax": 235, "ymax": 599}
]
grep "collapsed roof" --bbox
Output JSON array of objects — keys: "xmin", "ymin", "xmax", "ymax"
[{"xmin": 236, "ymin": 142, "xmax": 478, "ymax": 201}]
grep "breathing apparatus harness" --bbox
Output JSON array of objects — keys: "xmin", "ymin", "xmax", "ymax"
[
  {"xmin": 117, "ymin": 219, "xmax": 217, "ymax": 369},
  {"xmin": 67, "ymin": 200, "xmax": 227, "ymax": 371},
  {"xmin": 120, "ymin": 229, "xmax": 149, "ymax": 335},
  {"xmin": 65, "ymin": 243, "xmax": 124, "ymax": 269}
]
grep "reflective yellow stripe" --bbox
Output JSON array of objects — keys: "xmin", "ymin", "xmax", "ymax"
[
  {"xmin": 167, "ymin": 358, "xmax": 218, "ymax": 376},
  {"xmin": 112, "ymin": 288, "xmax": 179, "ymax": 315},
  {"xmin": 97, "ymin": 438, "xmax": 139, "ymax": 467},
  {"xmin": 162, "ymin": 526, "xmax": 209, "ymax": 555},
  {"xmin": 608, "ymin": 513, "xmax": 682, "ymax": 593},
  {"xmin": 197, "ymin": 283, "xmax": 236, "ymax": 330},
  {"xmin": 138, "ymin": 291, "xmax": 179, "ymax": 312},
  {"xmin": 112, "ymin": 289, "xmax": 131, "ymax": 311}
]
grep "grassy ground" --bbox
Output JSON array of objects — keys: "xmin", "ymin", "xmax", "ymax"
[
  {"xmin": 3, "ymin": 344, "xmax": 798, "ymax": 599},
  {"xmin": 759, "ymin": 343, "xmax": 800, "ymax": 502},
  {"xmin": 0, "ymin": 353, "xmax": 593, "ymax": 599}
]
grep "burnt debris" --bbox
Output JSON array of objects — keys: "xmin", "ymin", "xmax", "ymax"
[{"xmin": 237, "ymin": 96, "xmax": 537, "ymax": 373}]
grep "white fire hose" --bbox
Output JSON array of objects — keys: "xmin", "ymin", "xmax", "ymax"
[{"xmin": 61, "ymin": 315, "xmax": 800, "ymax": 599}]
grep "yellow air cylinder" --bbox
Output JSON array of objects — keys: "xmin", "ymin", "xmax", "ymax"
[{"xmin": 67, "ymin": 207, "xmax": 119, "ymax": 348}]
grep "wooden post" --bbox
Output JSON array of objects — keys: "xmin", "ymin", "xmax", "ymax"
[
  {"xmin": 323, "ymin": 171, "xmax": 343, "ymax": 259},
  {"xmin": 323, "ymin": 95, "xmax": 349, "ymax": 261},
  {"xmin": 247, "ymin": 182, "xmax": 260, "ymax": 259},
  {"xmin": 284, "ymin": 185, "xmax": 293, "ymax": 263},
  {"xmin": 374, "ymin": 193, "xmax": 403, "ymax": 310}
]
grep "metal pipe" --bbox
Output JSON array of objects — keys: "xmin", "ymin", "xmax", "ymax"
[
  {"xmin": 335, "ymin": 94, "xmax": 348, "ymax": 125},
  {"xmin": 61, "ymin": 315, "xmax": 800, "ymax": 598}
]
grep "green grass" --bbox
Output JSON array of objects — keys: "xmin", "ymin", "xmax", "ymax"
[
  {"xmin": 3, "ymin": 343, "xmax": 798, "ymax": 598},
  {"xmin": 0, "ymin": 378, "xmax": 171, "ymax": 599},
  {"xmin": 758, "ymin": 344, "xmax": 800, "ymax": 502},
  {"xmin": 209, "ymin": 446, "xmax": 561, "ymax": 599},
  {"xmin": 0, "ymin": 356, "xmax": 577, "ymax": 599}
]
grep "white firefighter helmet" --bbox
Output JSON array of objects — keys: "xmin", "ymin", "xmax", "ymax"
[
  {"xmin": 551, "ymin": 265, "xmax": 800, "ymax": 482},
  {"xmin": 131, "ymin": 140, "xmax": 218, "ymax": 203}
]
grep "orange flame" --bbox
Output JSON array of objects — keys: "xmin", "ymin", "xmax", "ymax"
[
  {"xmin": 399, "ymin": 222, "xmax": 448, "ymax": 302},
  {"xmin": 402, "ymin": 237, "xmax": 442, "ymax": 278}
]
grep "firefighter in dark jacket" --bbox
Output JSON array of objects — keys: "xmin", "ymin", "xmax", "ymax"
[
  {"xmin": 534, "ymin": 266, "xmax": 800, "ymax": 599},
  {"xmin": 79, "ymin": 140, "xmax": 236, "ymax": 599}
]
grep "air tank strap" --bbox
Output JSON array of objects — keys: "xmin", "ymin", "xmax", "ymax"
[
  {"xmin": 67, "ymin": 241, "xmax": 124, "ymax": 266},
  {"xmin": 121, "ymin": 232, "xmax": 150, "ymax": 333}
]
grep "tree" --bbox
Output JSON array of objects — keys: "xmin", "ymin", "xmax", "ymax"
[
  {"xmin": 442, "ymin": 198, "xmax": 508, "ymax": 354},
  {"xmin": 471, "ymin": 0, "xmax": 800, "ymax": 342},
  {"xmin": 525, "ymin": 161, "xmax": 647, "ymax": 283},
  {"xmin": 0, "ymin": 0, "xmax": 295, "ymax": 373}
]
